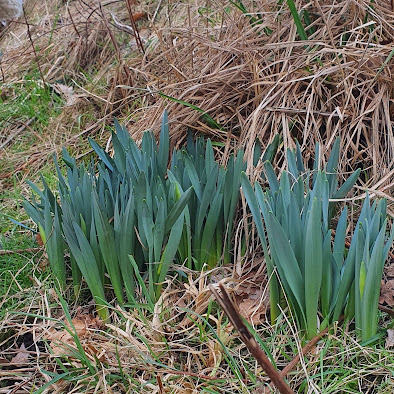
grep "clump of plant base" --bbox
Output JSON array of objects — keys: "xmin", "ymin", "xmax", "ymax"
[
  {"xmin": 23, "ymin": 111, "xmax": 246, "ymax": 321},
  {"xmin": 24, "ymin": 112, "xmax": 393, "ymax": 343},
  {"xmin": 242, "ymin": 141, "xmax": 393, "ymax": 341}
]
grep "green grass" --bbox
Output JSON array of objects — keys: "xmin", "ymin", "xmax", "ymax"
[
  {"xmin": 0, "ymin": 70, "xmax": 64, "ymax": 314},
  {"xmin": 0, "ymin": 245, "xmax": 39, "ymax": 318},
  {"xmin": 0, "ymin": 70, "xmax": 64, "ymax": 188},
  {"xmin": 0, "ymin": 71, "xmax": 63, "ymax": 133},
  {"xmin": 0, "ymin": 217, "xmax": 42, "ymax": 318},
  {"xmin": 4, "ymin": 291, "xmax": 392, "ymax": 392},
  {"xmin": 0, "ymin": 175, "xmax": 43, "ymax": 317}
]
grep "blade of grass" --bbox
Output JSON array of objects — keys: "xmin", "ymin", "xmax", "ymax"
[{"xmin": 287, "ymin": 0, "xmax": 308, "ymax": 41}]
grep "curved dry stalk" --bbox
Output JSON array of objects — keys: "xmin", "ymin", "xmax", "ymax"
[{"xmin": 209, "ymin": 282, "xmax": 295, "ymax": 394}]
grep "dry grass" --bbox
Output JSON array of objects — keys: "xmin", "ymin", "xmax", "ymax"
[
  {"xmin": 0, "ymin": 0, "xmax": 393, "ymax": 392},
  {"xmin": 0, "ymin": 271, "xmax": 393, "ymax": 393},
  {"xmin": 0, "ymin": 0, "xmax": 149, "ymax": 185},
  {"xmin": 1, "ymin": 1, "xmax": 393, "ymax": 200},
  {"xmin": 134, "ymin": 0, "xmax": 394, "ymax": 210}
]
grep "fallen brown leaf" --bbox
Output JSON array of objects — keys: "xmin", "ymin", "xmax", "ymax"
[
  {"xmin": 10, "ymin": 343, "xmax": 29, "ymax": 365},
  {"xmin": 380, "ymin": 279, "xmax": 394, "ymax": 307},
  {"xmin": 45, "ymin": 313, "xmax": 104, "ymax": 359},
  {"xmin": 386, "ymin": 259, "xmax": 394, "ymax": 278},
  {"xmin": 35, "ymin": 233, "xmax": 44, "ymax": 246},
  {"xmin": 132, "ymin": 11, "xmax": 146, "ymax": 21},
  {"xmin": 52, "ymin": 83, "xmax": 78, "ymax": 107},
  {"xmin": 234, "ymin": 282, "xmax": 268, "ymax": 325},
  {"xmin": 385, "ymin": 329, "xmax": 394, "ymax": 349}
]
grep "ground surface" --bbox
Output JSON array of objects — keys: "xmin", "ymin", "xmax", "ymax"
[{"xmin": 0, "ymin": 0, "xmax": 393, "ymax": 392}]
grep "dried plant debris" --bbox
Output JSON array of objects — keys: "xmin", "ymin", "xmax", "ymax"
[
  {"xmin": 0, "ymin": 274, "xmax": 393, "ymax": 393},
  {"xmin": 381, "ymin": 279, "xmax": 394, "ymax": 307},
  {"xmin": 0, "ymin": 0, "xmax": 394, "ymax": 392},
  {"xmin": 45, "ymin": 313, "xmax": 104, "ymax": 359},
  {"xmin": 386, "ymin": 329, "xmax": 394, "ymax": 349},
  {"xmin": 0, "ymin": 0, "xmax": 392, "ymax": 210}
]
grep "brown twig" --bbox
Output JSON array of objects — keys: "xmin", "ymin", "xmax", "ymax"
[
  {"xmin": 0, "ymin": 248, "xmax": 42, "ymax": 256},
  {"xmin": 124, "ymin": 0, "xmax": 145, "ymax": 54},
  {"xmin": 278, "ymin": 315, "xmax": 344, "ymax": 381},
  {"xmin": 209, "ymin": 283, "xmax": 295, "ymax": 394},
  {"xmin": 67, "ymin": 4, "xmax": 81, "ymax": 37},
  {"xmin": 23, "ymin": 6, "xmax": 46, "ymax": 86},
  {"xmin": 9, "ymin": 374, "xmax": 35, "ymax": 394},
  {"xmin": 157, "ymin": 374, "xmax": 164, "ymax": 393},
  {"xmin": 0, "ymin": 119, "xmax": 33, "ymax": 150},
  {"xmin": 99, "ymin": 4, "xmax": 121, "ymax": 64},
  {"xmin": 378, "ymin": 304, "xmax": 394, "ymax": 316},
  {"xmin": 279, "ymin": 327, "xmax": 329, "ymax": 379},
  {"xmin": 276, "ymin": 306, "xmax": 394, "ymax": 378}
]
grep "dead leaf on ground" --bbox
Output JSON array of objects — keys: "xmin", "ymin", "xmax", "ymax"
[
  {"xmin": 35, "ymin": 233, "xmax": 44, "ymax": 246},
  {"xmin": 10, "ymin": 343, "xmax": 29, "ymax": 365},
  {"xmin": 385, "ymin": 329, "xmax": 394, "ymax": 348},
  {"xmin": 386, "ymin": 259, "xmax": 394, "ymax": 278},
  {"xmin": 51, "ymin": 83, "xmax": 79, "ymax": 107},
  {"xmin": 45, "ymin": 313, "xmax": 104, "ymax": 359},
  {"xmin": 131, "ymin": 11, "xmax": 146, "ymax": 21},
  {"xmin": 380, "ymin": 279, "xmax": 394, "ymax": 307},
  {"xmin": 234, "ymin": 280, "xmax": 269, "ymax": 325}
]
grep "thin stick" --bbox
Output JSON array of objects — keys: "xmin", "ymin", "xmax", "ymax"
[
  {"xmin": 125, "ymin": 0, "xmax": 145, "ymax": 54},
  {"xmin": 277, "ymin": 315, "xmax": 344, "ymax": 383},
  {"xmin": 99, "ymin": 4, "xmax": 121, "ymax": 63},
  {"xmin": 0, "ymin": 248, "xmax": 42, "ymax": 256},
  {"xmin": 67, "ymin": 4, "xmax": 80, "ymax": 37},
  {"xmin": 378, "ymin": 305, "xmax": 394, "ymax": 317},
  {"xmin": 23, "ymin": 6, "xmax": 46, "ymax": 86},
  {"xmin": 279, "ymin": 326, "xmax": 330, "ymax": 378},
  {"xmin": 209, "ymin": 283, "xmax": 295, "ymax": 394}
]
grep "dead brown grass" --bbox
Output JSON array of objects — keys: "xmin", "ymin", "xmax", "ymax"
[
  {"xmin": 3, "ymin": 0, "xmax": 392, "ymax": 210},
  {"xmin": 0, "ymin": 0, "xmax": 149, "ymax": 184},
  {"xmin": 0, "ymin": 1, "xmax": 393, "ymax": 391},
  {"xmin": 1, "ymin": 270, "xmax": 393, "ymax": 393},
  {"xmin": 133, "ymin": 0, "xmax": 394, "ymax": 212}
]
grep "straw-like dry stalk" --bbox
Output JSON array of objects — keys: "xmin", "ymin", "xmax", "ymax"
[{"xmin": 0, "ymin": 2, "xmax": 392, "ymax": 214}]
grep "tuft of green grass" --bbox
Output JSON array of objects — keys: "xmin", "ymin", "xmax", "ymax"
[
  {"xmin": 0, "ymin": 175, "xmax": 48, "ymax": 317},
  {"xmin": 0, "ymin": 70, "xmax": 64, "ymax": 181},
  {"xmin": 3, "ymin": 288, "xmax": 392, "ymax": 393},
  {"xmin": 0, "ymin": 71, "xmax": 63, "ymax": 135},
  {"xmin": 0, "ymin": 241, "xmax": 38, "ymax": 318}
]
